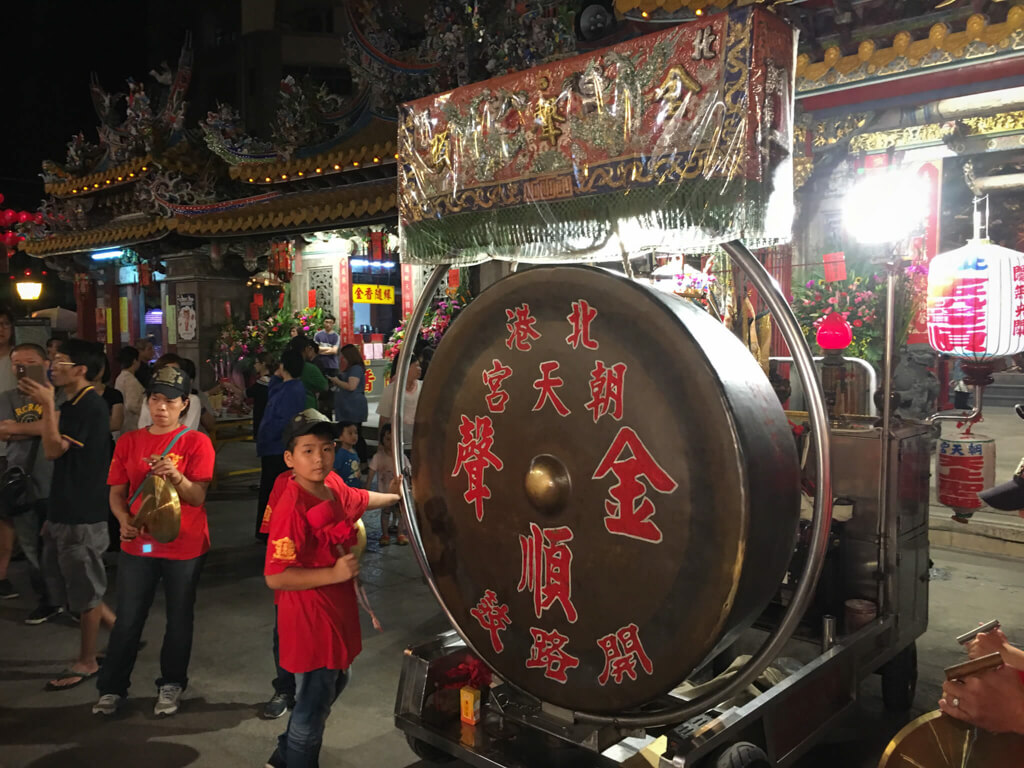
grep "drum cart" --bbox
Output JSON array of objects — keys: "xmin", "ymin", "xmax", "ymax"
[{"xmin": 386, "ymin": 9, "xmax": 930, "ymax": 767}]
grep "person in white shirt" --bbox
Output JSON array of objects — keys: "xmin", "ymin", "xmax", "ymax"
[
  {"xmin": 114, "ymin": 347, "xmax": 146, "ymax": 434},
  {"xmin": 376, "ymin": 354, "xmax": 422, "ymax": 453}
]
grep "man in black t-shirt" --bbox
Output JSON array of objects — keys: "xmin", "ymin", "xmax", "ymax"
[{"xmin": 20, "ymin": 339, "xmax": 116, "ymax": 691}]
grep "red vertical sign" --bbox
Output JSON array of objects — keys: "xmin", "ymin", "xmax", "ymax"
[
  {"xmin": 401, "ymin": 263, "xmax": 415, "ymax": 320},
  {"xmin": 338, "ymin": 259, "xmax": 353, "ymax": 344},
  {"xmin": 906, "ymin": 162, "xmax": 940, "ymax": 346},
  {"xmin": 307, "ymin": 289, "xmax": 317, "ymax": 308}
]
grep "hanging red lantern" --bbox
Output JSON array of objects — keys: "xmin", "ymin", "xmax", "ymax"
[
  {"xmin": 0, "ymin": 193, "xmax": 5, "ymax": 205},
  {"xmin": 816, "ymin": 311, "xmax": 853, "ymax": 351},
  {"xmin": 16, "ymin": 211, "xmax": 31, "ymax": 224},
  {"xmin": 1, "ymin": 210, "xmax": 14, "ymax": 226},
  {"xmin": 33, "ymin": 213, "xmax": 43, "ymax": 225}
]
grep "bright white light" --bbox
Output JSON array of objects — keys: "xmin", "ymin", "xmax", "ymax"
[
  {"xmin": 844, "ymin": 170, "xmax": 930, "ymax": 244},
  {"xmin": 16, "ymin": 281, "xmax": 42, "ymax": 301},
  {"xmin": 350, "ymin": 259, "xmax": 396, "ymax": 268},
  {"xmin": 92, "ymin": 249, "xmax": 125, "ymax": 261}
]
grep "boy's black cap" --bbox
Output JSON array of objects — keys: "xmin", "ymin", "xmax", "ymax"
[
  {"xmin": 148, "ymin": 365, "xmax": 191, "ymax": 400},
  {"xmin": 282, "ymin": 408, "xmax": 341, "ymax": 447}
]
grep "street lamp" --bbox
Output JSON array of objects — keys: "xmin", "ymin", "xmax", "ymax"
[{"xmin": 16, "ymin": 279, "xmax": 42, "ymax": 301}]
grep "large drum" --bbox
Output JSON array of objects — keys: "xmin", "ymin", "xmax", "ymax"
[{"xmin": 412, "ymin": 266, "xmax": 800, "ymax": 713}]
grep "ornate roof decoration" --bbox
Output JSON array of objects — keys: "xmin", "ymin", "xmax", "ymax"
[
  {"xmin": 228, "ymin": 118, "xmax": 397, "ymax": 184},
  {"xmin": 174, "ymin": 181, "xmax": 397, "ymax": 236},
  {"xmin": 45, "ymin": 156, "xmax": 153, "ymax": 198},
  {"xmin": 22, "ymin": 216, "xmax": 173, "ymax": 257},
  {"xmin": 40, "ymin": 37, "xmax": 194, "ymax": 187},
  {"xmin": 796, "ymin": 9, "xmax": 1024, "ymax": 94}
]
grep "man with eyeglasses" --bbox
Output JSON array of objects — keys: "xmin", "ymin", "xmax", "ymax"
[{"xmin": 20, "ymin": 339, "xmax": 116, "ymax": 691}]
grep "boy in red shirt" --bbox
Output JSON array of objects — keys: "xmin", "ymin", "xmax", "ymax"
[{"xmin": 264, "ymin": 410, "xmax": 401, "ymax": 768}]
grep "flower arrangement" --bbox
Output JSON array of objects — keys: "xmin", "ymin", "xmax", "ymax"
[
  {"xmin": 384, "ymin": 286, "xmax": 473, "ymax": 369},
  {"xmin": 210, "ymin": 305, "xmax": 326, "ymax": 376},
  {"xmin": 790, "ymin": 265, "xmax": 926, "ymax": 371}
]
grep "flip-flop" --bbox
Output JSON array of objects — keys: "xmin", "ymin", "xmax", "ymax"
[{"xmin": 45, "ymin": 668, "xmax": 98, "ymax": 691}]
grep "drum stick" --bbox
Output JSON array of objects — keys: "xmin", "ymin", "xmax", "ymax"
[{"xmin": 956, "ymin": 619, "xmax": 1000, "ymax": 646}]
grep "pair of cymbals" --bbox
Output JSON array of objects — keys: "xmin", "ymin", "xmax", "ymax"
[
  {"xmin": 879, "ymin": 710, "xmax": 1024, "ymax": 767},
  {"xmin": 133, "ymin": 475, "xmax": 182, "ymax": 544}
]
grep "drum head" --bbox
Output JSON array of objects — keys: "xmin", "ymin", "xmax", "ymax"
[
  {"xmin": 878, "ymin": 711, "xmax": 1024, "ymax": 767},
  {"xmin": 412, "ymin": 265, "xmax": 798, "ymax": 713}
]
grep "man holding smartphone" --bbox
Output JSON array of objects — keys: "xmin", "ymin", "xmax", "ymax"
[
  {"xmin": 0, "ymin": 343, "xmax": 62, "ymax": 621},
  {"xmin": 19, "ymin": 339, "xmax": 116, "ymax": 690}
]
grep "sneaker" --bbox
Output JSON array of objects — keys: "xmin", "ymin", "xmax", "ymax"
[
  {"xmin": 262, "ymin": 692, "xmax": 294, "ymax": 719},
  {"xmin": 396, "ymin": 534, "xmax": 409, "ymax": 546},
  {"xmin": 154, "ymin": 684, "xmax": 183, "ymax": 716},
  {"xmin": 25, "ymin": 605, "xmax": 63, "ymax": 625},
  {"xmin": 0, "ymin": 579, "xmax": 19, "ymax": 600},
  {"xmin": 92, "ymin": 694, "xmax": 124, "ymax": 716},
  {"xmin": 379, "ymin": 535, "xmax": 391, "ymax": 546}
]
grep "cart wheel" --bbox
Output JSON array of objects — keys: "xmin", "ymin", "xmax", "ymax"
[
  {"xmin": 881, "ymin": 641, "xmax": 918, "ymax": 713},
  {"xmin": 405, "ymin": 733, "xmax": 457, "ymax": 764},
  {"xmin": 715, "ymin": 742, "xmax": 772, "ymax": 768}
]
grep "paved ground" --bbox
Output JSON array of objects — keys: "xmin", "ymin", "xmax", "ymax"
[{"xmin": 2, "ymin": 407, "xmax": 1024, "ymax": 768}]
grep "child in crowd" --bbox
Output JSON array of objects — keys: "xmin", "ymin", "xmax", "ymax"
[
  {"xmin": 263, "ymin": 410, "xmax": 400, "ymax": 768},
  {"xmin": 333, "ymin": 422, "xmax": 362, "ymax": 489},
  {"xmin": 367, "ymin": 423, "xmax": 410, "ymax": 546}
]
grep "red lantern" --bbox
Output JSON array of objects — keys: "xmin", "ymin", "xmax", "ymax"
[
  {"xmin": 1, "ymin": 210, "xmax": 13, "ymax": 226},
  {"xmin": 816, "ymin": 311, "xmax": 853, "ymax": 351},
  {"xmin": 0, "ymin": 193, "xmax": 4, "ymax": 205},
  {"xmin": 16, "ymin": 211, "xmax": 31, "ymax": 224},
  {"xmin": 32, "ymin": 213, "xmax": 43, "ymax": 225}
]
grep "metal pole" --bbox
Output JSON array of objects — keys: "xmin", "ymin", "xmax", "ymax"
[
  {"xmin": 576, "ymin": 240, "xmax": 834, "ymax": 727},
  {"xmin": 876, "ymin": 261, "xmax": 897, "ymax": 615},
  {"xmin": 389, "ymin": 264, "xmax": 493, "ymax": 662}
]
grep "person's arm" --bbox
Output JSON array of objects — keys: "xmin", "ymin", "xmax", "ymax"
[
  {"xmin": 302, "ymin": 363, "xmax": 328, "ymax": 394},
  {"xmin": 265, "ymin": 554, "xmax": 359, "ymax": 590},
  {"xmin": 366, "ymin": 490, "xmax": 401, "ymax": 510},
  {"xmin": 969, "ymin": 629, "xmax": 1024, "ymax": 672},
  {"xmin": 330, "ymin": 374, "xmax": 360, "ymax": 391},
  {"xmin": 110, "ymin": 402, "xmax": 125, "ymax": 432},
  {"xmin": 17, "ymin": 378, "xmax": 69, "ymax": 459},
  {"xmin": 149, "ymin": 458, "xmax": 210, "ymax": 507},
  {"xmin": 200, "ymin": 406, "xmax": 217, "ymax": 433},
  {"xmin": 109, "ymin": 482, "xmax": 141, "ymax": 541},
  {"xmin": 0, "ymin": 419, "xmax": 44, "ymax": 440}
]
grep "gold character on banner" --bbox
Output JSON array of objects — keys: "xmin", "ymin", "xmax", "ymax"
[
  {"xmin": 653, "ymin": 67, "xmax": 702, "ymax": 119},
  {"xmin": 429, "ymin": 128, "xmax": 451, "ymax": 171},
  {"xmin": 535, "ymin": 95, "xmax": 566, "ymax": 146}
]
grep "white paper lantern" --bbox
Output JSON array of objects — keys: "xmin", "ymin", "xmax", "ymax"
[{"xmin": 927, "ymin": 239, "xmax": 1024, "ymax": 361}]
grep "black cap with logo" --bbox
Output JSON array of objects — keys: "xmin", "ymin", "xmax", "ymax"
[
  {"xmin": 282, "ymin": 408, "xmax": 341, "ymax": 448},
  {"xmin": 147, "ymin": 365, "xmax": 191, "ymax": 400}
]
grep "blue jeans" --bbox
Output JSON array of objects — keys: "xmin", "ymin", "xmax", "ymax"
[
  {"xmin": 273, "ymin": 607, "xmax": 296, "ymax": 697},
  {"xmin": 98, "ymin": 551, "xmax": 206, "ymax": 697},
  {"xmin": 269, "ymin": 667, "xmax": 349, "ymax": 768}
]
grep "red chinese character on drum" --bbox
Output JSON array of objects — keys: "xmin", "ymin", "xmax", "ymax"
[
  {"xmin": 566, "ymin": 299, "xmax": 599, "ymax": 350},
  {"xmin": 1016, "ymin": 265, "xmax": 1024, "ymax": 338},
  {"xmin": 506, "ymin": 303, "xmax": 542, "ymax": 351},
  {"xmin": 482, "ymin": 359, "xmax": 513, "ymax": 413},
  {"xmin": 470, "ymin": 589, "xmax": 512, "ymax": 653},
  {"xmin": 532, "ymin": 361, "xmax": 571, "ymax": 417},
  {"xmin": 525, "ymin": 627, "xmax": 580, "ymax": 684},
  {"xmin": 593, "ymin": 427, "xmax": 679, "ymax": 543},
  {"xmin": 585, "ymin": 361, "xmax": 627, "ymax": 422},
  {"xmin": 597, "ymin": 623, "xmax": 654, "ymax": 686},
  {"xmin": 518, "ymin": 523, "xmax": 578, "ymax": 623},
  {"xmin": 451, "ymin": 415, "xmax": 504, "ymax": 521}
]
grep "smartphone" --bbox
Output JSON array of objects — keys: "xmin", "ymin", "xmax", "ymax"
[{"xmin": 16, "ymin": 364, "xmax": 47, "ymax": 385}]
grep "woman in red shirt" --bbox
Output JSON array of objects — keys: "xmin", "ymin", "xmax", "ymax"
[{"xmin": 93, "ymin": 365, "xmax": 216, "ymax": 717}]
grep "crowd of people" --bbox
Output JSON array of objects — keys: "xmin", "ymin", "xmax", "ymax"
[{"xmin": 0, "ymin": 309, "xmax": 428, "ymax": 767}]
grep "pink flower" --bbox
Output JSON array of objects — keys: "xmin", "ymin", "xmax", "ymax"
[{"xmin": 827, "ymin": 296, "xmax": 838, "ymax": 305}]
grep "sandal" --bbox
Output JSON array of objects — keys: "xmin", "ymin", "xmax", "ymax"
[{"xmin": 46, "ymin": 668, "xmax": 98, "ymax": 691}]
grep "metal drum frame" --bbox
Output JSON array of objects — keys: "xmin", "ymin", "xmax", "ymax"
[{"xmin": 390, "ymin": 239, "xmax": 834, "ymax": 727}]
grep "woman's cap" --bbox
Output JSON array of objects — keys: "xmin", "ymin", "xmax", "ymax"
[
  {"xmin": 148, "ymin": 365, "xmax": 191, "ymax": 400},
  {"xmin": 282, "ymin": 408, "xmax": 341, "ymax": 446}
]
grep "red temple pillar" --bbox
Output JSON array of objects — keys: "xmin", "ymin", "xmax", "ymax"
[{"xmin": 75, "ymin": 273, "xmax": 98, "ymax": 341}]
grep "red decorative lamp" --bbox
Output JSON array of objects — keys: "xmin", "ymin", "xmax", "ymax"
[{"xmin": 816, "ymin": 310, "xmax": 853, "ymax": 424}]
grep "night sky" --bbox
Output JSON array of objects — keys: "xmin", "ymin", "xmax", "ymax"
[{"xmin": 0, "ymin": 2, "xmax": 154, "ymax": 211}]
